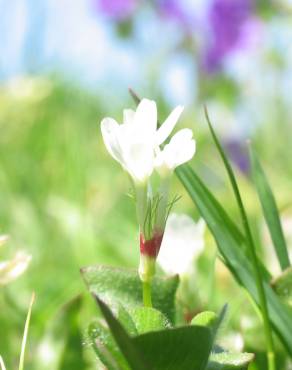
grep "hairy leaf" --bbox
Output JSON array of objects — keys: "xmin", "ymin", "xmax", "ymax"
[{"xmin": 81, "ymin": 265, "xmax": 179, "ymax": 323}]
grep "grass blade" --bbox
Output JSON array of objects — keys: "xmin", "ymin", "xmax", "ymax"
[
  {"xmin": 249, "ymin": 146, "xmax": 290, "ymax": 271},
  {"xmin": 176, "ymin": 165, "xmax": 292, "ymax": 356},
  {"xmin": 203, "ymin": 107, "xmax": 275, "ymax": 370},
  {"xmin": 19, "ymin": 292, "xmax": 35, "ymax": 370}
]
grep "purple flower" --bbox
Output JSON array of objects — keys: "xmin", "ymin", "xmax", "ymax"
[
  {"xmin": 204, "ymin": 0, "xmax": 255, "ymax": 72},
  {"xmin": 224, "ymin": 139, "xmax": 250, "ymax": 174},
  {"xmin": 158, "ymin": 0, "xmax": 190, "ymax": 27},
  {"xmin": 94, "ymin": 0, "xmax": 137, "ymax": 20}
]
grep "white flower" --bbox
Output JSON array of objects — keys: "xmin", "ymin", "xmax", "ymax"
[
  {"xmin": 157, "ymin": 213, "xmax": 205, "ymax": 275},
  {"xmin": 0, "ymin": 234, "xmax": 9, "ymax": 247},
  {"xmin": 101, "ymin": 99, "xmax": 185, "ymax": 183},
  {"xmin": 0, "ymin": 251, "xmax": 31, "ymax": 285}
]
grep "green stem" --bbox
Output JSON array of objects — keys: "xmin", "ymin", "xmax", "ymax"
[
  {"xmin": 204, "ymin": 107, "xmax": 275, "ymax": 370},
  {"xmin": 267, "ymin": 352, "xmax": 275, "ymax": 370},
  {"xmin": 142, "ymin": 281, "xmax": 152, "ymax": 307}
]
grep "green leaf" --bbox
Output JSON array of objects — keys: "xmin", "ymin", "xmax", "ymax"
[
  {"xmin": 117, "ymin": 305, "xmax": 138, "ymax": 336},
  {"xmin": 191, "ymin": 305, "xmax": 227, "ymax": 337},
  {"xmin": 176, "ymin": 165, "xmax": 292, "ymax": 356},
  {"xmin": 250, "ymin": 146, "xmax": 290, "ymax": 271},
  {"xmin": 95, "ymin": 296, "xmax": 151, "ymax": 370},
  {"xmin": 129, "ymin": 307, "xmax": 171, "ymax": 334},
  {"xmin": 88, "ymin": 321, "xmax": 130, "ymax": 370},
  {"xmin": 207, "ymin": 352, "xmax": 254, "ymax": 370},
  {"xmin": 81, "ymin": 265, "xmax": 179, "ymax": 323},
  {"xmin": 191, "ymin": 311, "xmax": 219, "ymax": 332},
  {"xmin": 132, "ymin": 326, "xmax": 213, "ymax": 370},
  {"xmin": 272, "ymin": 266, "xmax": 292, "ymax": 308},
  {"xmin": 94, "ymin": 296, "xmax": 213, "ymax": 370},
  {"xmin": 204, "ymin": 109, "xmax": 277, "ymax": 365},
  {"xmin": 88, "ymin": 307, "xmax": 170, "ymax": 369}
]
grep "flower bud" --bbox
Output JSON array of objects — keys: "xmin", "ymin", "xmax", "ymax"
[{"xmin": 139, "ymin": 231, "xmax": 164, "ymax": 282}]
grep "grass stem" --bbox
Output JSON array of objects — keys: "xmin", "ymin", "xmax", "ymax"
[{"xmin": 19, "ymin": 292, "xmax": 35, "ymax": 370}]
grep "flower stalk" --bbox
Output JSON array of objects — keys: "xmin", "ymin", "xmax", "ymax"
[{"xmin": 142, "ymin": 281, "xmax": 152, "ymax": 307}]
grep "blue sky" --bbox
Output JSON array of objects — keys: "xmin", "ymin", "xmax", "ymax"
[
  {"xmin": 1, "ymin": 0, "xmax": 292, "ymax": 121},
  {"xmin": 0, "ymin": 0, "xmax": 205, "ymax": 106}
]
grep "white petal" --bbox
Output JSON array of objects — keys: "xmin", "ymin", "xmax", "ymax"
[
  {"xmin": 158, "ymin": 214, "xmax": 205, "ymax": 275},
  {"xmin": 115, "ymin": 118, "xmax": 156, "ymax": 182},
  {"xmin": 154, "ymin": 147, "xmax": 164, "ymax": 168},
  {"xmin": 123, "ymin": 109, "xmax": 135, "ymax": 125},
  {"xmin": 163, "ymin": 128, "xmax": 196, "ymax": 170},
  {"xmin": 169, "ymin": 128, "xmax": 193, "ymax": 142},
  {"xmin": 0, "ymin": 252, "xmax": 31, "ymax": 285},
  {"xmin": 0, "ymin": 235, "xmax": 9, "ymax": 248},
  {"xmin": 156, "ymin": 105, "xmax": 184, "ymax": 145},
  {"xmin": 134, "ymin": 99, "xmax": 157, "ymax": 136},
  {"xmin": 100, "ymin": 118, "xmax": 124, "ymax": 165},
  {"xmin": 122, "ymin": 141, "xmax": 154, "ymax": 182}
]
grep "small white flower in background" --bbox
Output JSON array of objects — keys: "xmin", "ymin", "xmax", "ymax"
[
  {"xmin": 157, "ymin": 214, "xmax": 205, "ymax": 276},
  {"xmin": 6, "ymin": 76, "xmax": 52, "ymax": 102},
  {"xmin": 219, "ymin": 332, "xmax": 244, "ymax": 353},
  {"xmin": 0, "ymin": 235, "xmax": 9, "ymax": 247},
  {"xmin": 0, "ymin": 235, "xmax": 31, "ymax": 285}
]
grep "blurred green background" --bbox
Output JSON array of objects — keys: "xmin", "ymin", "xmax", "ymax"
[{"xmin": 0, "ymin": 0, "xmax": 292, "ymax": 369}]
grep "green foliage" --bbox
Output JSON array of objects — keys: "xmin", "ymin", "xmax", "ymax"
[
  {"xmin": 81, "ymin": 265, "xmax": 179, "ymax": 323},
  {"xmin": 176, "ymin": 165, "xmax": 292, "ymax": 355},
  {"xmin": 94, "ymin": 296, "xmax": 149, "ymax": 370},
  {"xmin": 129, "ymin": 307, "xmax": 171, "ymax": 334},
  {"xmin": 191, "ymin": 307, "xmax": 253, "ymax": 369},
  {"xmin": 132, "ymin": 325, "xmax": 212, "ymax": 370},
  {"xmin": 93, "ymin": 296, "xmax": 214, "ymax": 370},
  {"xmin": 34, "ymin": 296, "xmax": 87, "ymax": 370},
  {"xmin": 249, "ymin": 147, "xmax": 290, "ymax": 271},
  {"xmin": 207, "ymin": 352, "xmax": 255, "ymax": 370},
  {"xmin": 0, "ymin": 81, "xmax": 139, "ymax": 369},
  {"xmin": 2, "ymin": 81, "xmax": 290, "ymax": 369},
  {"xmin": 19, "ymin": 293, "xmax": 35, "ymax": 370},
  {"xmin": 191, "ymin": 311, "xmax": 219, "ymax": 332},
  {"xmin": 203, "ymin": 108, "xmax": 275, "ymax": 369},
  {"xmin": 89, "ymin": 320, "xmax": 130, "ymax": 370},
  {"xmin": 88, "ymin": 306, "xmax": 170, "ymax": 369},
  {"xmin": 83, "ymin": 266, "xmax": 254, "ymax": 370},
  {"xmin": 117, "ymin": 305, "xmax": 138, "ymax": 336},
  {"xmin": 272, "ymin": 267, "xmax": 292, "ymax": 308},
  {"xmin": 89, "ymin": 296, "xmax": 255, "ymax": 370}
]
